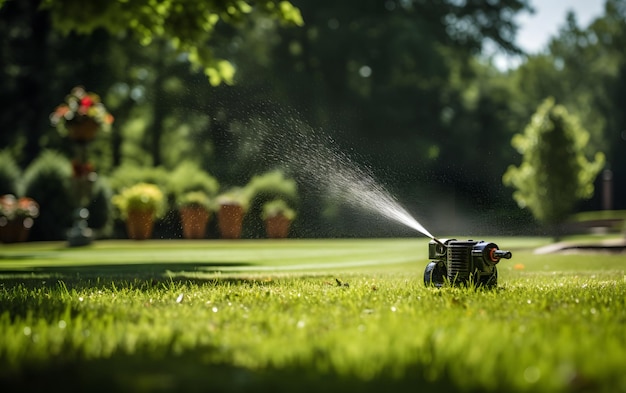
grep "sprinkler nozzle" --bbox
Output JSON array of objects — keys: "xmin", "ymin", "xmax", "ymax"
[
  {"xmin": 431, "ymin": 237, "xmax": 446, "ymax": 247},
  {"xmin": 493, "ymin": 249, "xmax": 512, "ymax": 260}
]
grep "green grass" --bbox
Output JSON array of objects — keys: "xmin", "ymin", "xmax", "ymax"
[{"xmin": 0, "ymin": 237, "xmax": 625, "ymax": 392}]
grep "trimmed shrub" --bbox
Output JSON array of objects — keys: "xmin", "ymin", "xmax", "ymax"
[
  {"xmin": 0, "ymin": 150, "xmax": 21, "ymax": 195},
  {"xmin": 87, "ymin": 177, "xmax": 114, "ymax": 238},
  {"xmin": 22, "ymin": 150, "xmax": 74, "ymax": 241}
]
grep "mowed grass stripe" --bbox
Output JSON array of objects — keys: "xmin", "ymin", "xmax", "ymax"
[{"xmin": 0, "ymin": 239, "xmax": 422, "ymax": 269}]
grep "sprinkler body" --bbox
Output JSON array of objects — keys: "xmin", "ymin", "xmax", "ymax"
[{"xmin": 423, "ymin": 239, "xmax": 512, "ymax": 288}]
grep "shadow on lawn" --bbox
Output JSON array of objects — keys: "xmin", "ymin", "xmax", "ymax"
[
  {"xmin": 0, "ymin": 262, "xmax": 273, "ymax": 290},
  {"xmin": 0, "ymin": 351, "xmax": 461, "ymax": 393}
]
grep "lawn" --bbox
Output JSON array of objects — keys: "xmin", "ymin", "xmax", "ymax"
[{"xmin": 0, "ymin": 237, "xmax": 625, "ymax": 392}]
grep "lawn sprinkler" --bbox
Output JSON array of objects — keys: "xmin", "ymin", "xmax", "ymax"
[{"xmin": 423, "ymin": 238, "xmax": 512, "ymax": 288}]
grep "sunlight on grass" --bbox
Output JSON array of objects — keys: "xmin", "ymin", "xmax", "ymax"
[{"xmin": 0, "ymin": 238, "xmax": 624, "ymax": 392}]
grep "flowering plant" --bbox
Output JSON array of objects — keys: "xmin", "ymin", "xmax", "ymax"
[
  {"xmin": 0, "ymin": 194, "xmax": 40, "ymax": 221},
  {"xmin": 50, "ymin": 86, "xmax": 114, "ymax": 135},
  {"xmin": 112, "ymin": 183, "xmax": 166, "ymax": 219}
]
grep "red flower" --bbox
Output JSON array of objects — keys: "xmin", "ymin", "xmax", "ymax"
[{"xmin": 81, "ymin": 96, "xmax": 94, "ymax": 108}]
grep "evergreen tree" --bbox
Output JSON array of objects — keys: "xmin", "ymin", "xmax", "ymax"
[{"xmin": 502, "ymin": 98, "xmax": 605, "ymax": 238}]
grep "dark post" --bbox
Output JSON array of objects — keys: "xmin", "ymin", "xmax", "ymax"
[{"xmin": 67, "ymin": 139, "xmax": 96, "ymax": 247}]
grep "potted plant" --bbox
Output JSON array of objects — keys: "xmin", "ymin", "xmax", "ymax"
[
  {"xmin": 112, "ymin": 183, "xmax": 165, "ymax": 240},
  {"xmin": 0, "ymin": 194, "xmax": 40, "ymax": 243},
  {"xmin": 261, "ymin": 199, "xmax": 296, "ymax": 239},
  {"xmin": 168, "ymin": 162, "xmax": 219, "ymax": 239},
  {"xmin": 244, "ymin": 170, "xmax": 298, "ymax": 238},
  {"xmin": 177, "ymin": 191, "xmax": 213, "ymax": 239},
  {"xmin": 50, "ymin": 86, "xmax": 114, "ymax": 143},
  {"xmin": 216, "ymin": 188, "xmax": 250, "ymax": 239}
]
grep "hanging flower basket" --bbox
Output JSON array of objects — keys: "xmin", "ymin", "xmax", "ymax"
[
  {"xmin": 50, "ymin": 86, "xmax": 114, "ymax": 141},
  {"xmin": 66, "ymin": 117, "xmax": 100, "ymax": 143}
]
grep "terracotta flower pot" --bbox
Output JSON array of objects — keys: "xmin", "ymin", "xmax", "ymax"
[
  {"xmin": 67, "ymin": 117, "xmax": 99, "ymax": 143},
  {"xmin": 265, "ymin": 214, "xmax": 292, "ymax": 239},
  {"xmin": 218, "ymin": 204, "xmax": 245, "ymax": 239},
  {"xmin": 180, "ymin": 206, "xmax": 211, "ymax": 239},
  {"xmin": 126, "ymin": 210, "xmax": 154, "ymax": 240},
  {"xmin": 0, "ymin": 217, "xmax": 32, "ymax": 243}
]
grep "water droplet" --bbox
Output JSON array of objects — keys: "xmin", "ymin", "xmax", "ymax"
[
  {"xmin": 359, "ymin": 65, "xmax": 372, "ymax": 78},
  {"xmin": 390, "ymin": 306, "xmax": 397, "ymax": 312},
  {"xmin": 58, "ymin": 320, "xmax": 67, "ymax": 329},
  {"xmin": 176, "ymin": 294, "xmax": 184, "ymax": 303},
  {"xmin": 23, "ymin": 326, "xmax": 31, "ymax": 336},
  {"xmin": 212, "ymin": 307, "xmax": 218, "ymax": 313}
]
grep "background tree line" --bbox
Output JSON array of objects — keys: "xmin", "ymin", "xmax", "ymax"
[{"xmin": 1, "ymin": 0, "xmax": 623, "ymax": 238}]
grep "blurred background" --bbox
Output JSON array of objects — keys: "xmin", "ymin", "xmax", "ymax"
[{"xmin": 0, "ymin": 0, "xmax": 624, "ymax": 241}]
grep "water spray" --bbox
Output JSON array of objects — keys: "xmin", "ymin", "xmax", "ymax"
[
  {"xmin": 423, "ymin": 237, "xmax": 512, "ymax": 288},
  {"xmin": 245, "ymin": 109, "xmax": 512, "ymax": 287}
]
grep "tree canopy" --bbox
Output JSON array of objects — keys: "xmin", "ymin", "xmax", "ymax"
[
  {"xmin": 1, "ymin": 0, "xmax": 624, "ymax": 237},
  {"xmin": 40, "ymin": 0, "xmax": 303, "ymax": 85}
]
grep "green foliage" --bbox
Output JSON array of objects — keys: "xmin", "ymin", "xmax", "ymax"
[
  {"xmin": 108, "ymin": 165, "xmax": 170, "ymax": 193},
  {"xmin": 0, "ymin": 150, "xmax": 21, "ymax": 195},
  {"xmin": 39, "ymin": 0, "xmax": 303, "ymax": 85},
  {"xmin": 4, "ymin": 0, "xmax": 626, "ymax": 236},
  {"xmin": 245, "ymin": 170, "xmax": 298, "ymax": 207},
  {"xmin": 111, "ymin": 182, "xmax": 166, "ymax": 219},
  {"xmin": 216, "ymin": 187, "xmax": 250, "ymax": 211},
  {"xmin": 168, "ymin": 161, "xmax": 220, "ymax": 202},
  {"xmin": 22, "ymin": 150, "xmax": 74, "ymax": 241},
  {"xmin": 177, "ymin": 190, "xmax": 212, "ymax": 211},
  {"xmin": 261, "ymin": 198, "xmax": 296, "ymax": 220},
  {"xmin": 503, "ymin": 98, "xmax": 605, "ymax": 228}
]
